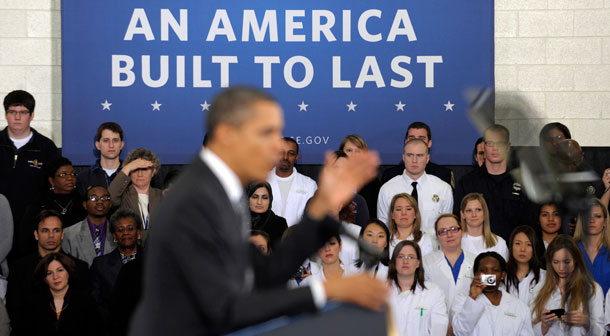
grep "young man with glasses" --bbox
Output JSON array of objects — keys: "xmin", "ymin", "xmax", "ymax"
[
  {"xmin": 453, "ymin": 124, "xmax": 535, "ymax": 241},
  {"xmin": 0, "ymin": 90, "xmax": 60, "ymax": 261}
]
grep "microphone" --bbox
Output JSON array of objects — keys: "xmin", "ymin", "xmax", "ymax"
[{"xmin": 337, "ymin": 224, "xmax": 383, "ymax": 271}]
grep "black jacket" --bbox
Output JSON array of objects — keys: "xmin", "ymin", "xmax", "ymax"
[
  {"xmin": 76, "ymin": 160, "xmax": 122, "ymax": 198},
  {"xmin": 250, "ymin": 209, "xmax": 288, "ymax": 249}
]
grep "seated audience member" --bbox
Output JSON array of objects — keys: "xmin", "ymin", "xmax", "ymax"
[
  {"xmin": 472, "ymin": 137, "xmax": 485, "ymax": 167},
  {"xmin": 531, "ymin": 235, "xmax": 605, "ymax": 335},
  {"xmin": 249, "ymin": 230, "xmax": 271, "ymax": 256},
  {"xmin": 0, "ymin": 194, "xmax": 12, "ymax": 302},
  {"xmin": 109, "ymin": 253, "xmax": 145, "ymax": 336},
  {"xmin": 109, "ymin": 147, "xmax": 162, "ymax": 244},
  {"xmin": 246, "ymin": 181, "xmax": 288, "ymax": 249},
  {"xmin": 452, "ymin": 252, "xmax": 533, "ymax": 336},
  {"xmin": 77, "ymin": 122, "xmax": 125, "ymax": 198},
  {"xmin": 574, "ymin": 199, "xmax": 610, "ymax": 295},
  {"xmin": 381, "ymin": 121, "xmax": 454, "ymax": 187},
  {"xmin": 459, "ymin": 193, "xmax": 509, "ymax": 260},
  {"xmin": 338, "ymin": 135, "xmax": 375, "ymax": 221},
  {"xmin": 388, "ymin": 240, "xmax": 448, "ymax": 336},
  {"xmin": 555, "ymin": 140, "xmax": 604, "ymax": 201},
  {"xmin": 606, "ymin": 290, "xmax": 610, "ymax": 334},
  {"xmin": 453, "ymin": 124, "xmax": 535, "ymax": 241},
  {"xmin": 539, "ymin": 122, "xmax": 571, "ymax": 158},
  {"xmin": 354, "ymin": 219, "xmax": 390, "ymax": 280},
  {"xmin": 538, "ymin": 203, "xmax": 561, "ymax": 250},
  {"xmin": 266, "ymin": 137, "xmax": 317, "ymax": 227},
  {"xmin": 90, "ymin": 209, "xmax": 142, "ymax": 325},
  {"xmin": 301, "ymin": 235, "xmax": 354, "ymax": 286},
  {"xmin": 423, "ymin": 214, "xmax": 475, "ymax": 334},
  {"xmin": 378, "ymin": 139, "xmax": 453, "ymax": 236},
  {"xmin": 11, "ymin": 253, "xmax": 100, "ymax": 336},
  {"xmin": 504, "ymin": 226, "xmax": 545, "ymax": 306},
  {"xmin": 387, "ymin": 193, "xmax": 436, "ymax": 256},
  {"xmin": 63, "ymin": 186, "xmax": 116, "ymax": 266},
  {"xmin": 6, "ymin": 210, "xmax": 89, "ymax": 327},
  {"xmin": 1, "ymin": 90, "xmax": 60, "ymax": 260}
]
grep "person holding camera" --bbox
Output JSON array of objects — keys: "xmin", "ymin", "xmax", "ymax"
[
  {"xmin": 451, "ymin": 251, "xmax": 533, "ymax": 335},
  {"xmin": 530, "ymin": 235, "xmax": 605, "ymax": 336}
]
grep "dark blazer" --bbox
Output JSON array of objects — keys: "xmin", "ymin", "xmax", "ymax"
[{"xmin": 128, "ymin": 156, "xmax": 341, "ymax": 336}]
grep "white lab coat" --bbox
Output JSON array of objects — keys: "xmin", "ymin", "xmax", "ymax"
[
  {"xmin": 389, "ymin": 282, "xmax": 449, "ymax": 336},
  {"xmin": 503, "ymin": 269, "xmax": 546, "ymax": 308},
  {"xmin": 461, "ymin": 233, "xmax": 509, "ymax": 261},
  {"xmin": 605, "ymin": 289, "xmax": 610, "ymax": 332},
  {"xmin": 423, "ymin": 250, "xmax": 475, "ymax": 319},
  {"xmin": 452, "ymin": 289, "xmax": 534, "ymax": 336},
  {"xmin": 389, "ymin": 233, "xmax": 437, "ymax": 257},
  {"xmin": 352, "ymin": 261, "xmax": 389, "ymax": 281},
  {"xmin": 267, "ymin": 167, "xmax": 317, "ymax": 227},
  {"xmin": 299, "ymin": 261, "xmax": 356, "ymax": 286},
  {"xmin": 530, "ymin": 281, "xmax": 605, "ymax": 336}
]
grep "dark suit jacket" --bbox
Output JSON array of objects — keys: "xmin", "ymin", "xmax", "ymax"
[{"xmin": 129, "ymin": 156, "xmax": 341, "ymax": 336}]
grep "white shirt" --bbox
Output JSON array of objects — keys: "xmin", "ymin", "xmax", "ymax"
[
  {"xmin": 452, "ymin": 289, "xmax": 534, "ymax": 336},
  {"xmin": 461, "ymin": 233, "xmax": 509, "ymax": 261},
  {"xmin": 390, "ymin": 232, "xmax": 436, "ymax": 257},
  {"xmin": 503, "ymin": 269, "xmax": 546, "ymax": 307},
  {"xmin": 102, "ymin": 167, "xmax": 118, "ymax": 177},
  {"xmin": 339, "ymin": 221, "xmax": 361, "ymax": 267},
  {"xmin": 423, "ymin": 249, "xmax": 476, "ymax": 319},
  {"xmin": 377, "ymin": 171, "xmax": 453, "ymax": 235},
  {"xmin": 389, "ymin": 282, "xmax": 449, "ymax": 336},
  {"xmin": 137, "ymin": 193, "xmax": 150, "ymax": 230},
  {"xmin": 605, "ymin": 289, "xmax": 610, "ymax": 332},
  {"xmin": 9, "ymin": 131, "xmax": 32, "ymax": 149},
  {"xmin": 267, "ymin": 167, "xmax": 317, "ymax": 227},
  {"xmin": 530, "ymin": 281, "xmax": 605, "ymax": 336},
  {"xmin": 300, "ymin": 261, "xmax": 356, "ymax": 286}
]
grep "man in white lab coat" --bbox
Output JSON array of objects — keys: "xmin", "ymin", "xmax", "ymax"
[{"xmin": 267, "ymin": 137, "xmax": 317, "ymax": 227}]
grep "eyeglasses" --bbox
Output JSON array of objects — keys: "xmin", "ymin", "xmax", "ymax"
[
  {"xmin": 56, "ymin": 172, "xmax": 77, "ymax": 178},
  {"xmin": 437, "ymin": 226, "xmax": 462, "ymax": 236},
  {"xmin": 545, "ymin": 135, "xmax": 564, "ymax": 143},
  {"xmin": 484, "ymin": 141, "xmax": 509, "ymax": 148},
  {"xmin": 6, "ymin": 110, "xmax": 31, "ymax": 116},
  {"xmin": 396, "ymin": 255, "xmax": 418, "ymax": 262},
  {"xmin": 116, "ymin": 225, "xmax": 136, "ymax": 233},
  {"xmin": 88, "ymin": 195, "xmax": 111, "ymax": 202}
]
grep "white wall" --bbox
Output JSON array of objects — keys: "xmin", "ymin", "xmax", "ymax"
[{"xmin": 1, "ymin": 1, "xmax": 610, "ymax": 148}]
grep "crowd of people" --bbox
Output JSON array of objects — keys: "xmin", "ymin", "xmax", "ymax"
[{"xmin": 1, "ymin": 88, "xmax": 610, "ymax": 336}]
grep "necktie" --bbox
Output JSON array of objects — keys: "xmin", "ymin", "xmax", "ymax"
[
  {"xmin": 94, "ymin": 227, "xmax": 102, "ymax": 256},
  {"xmin": 411, "ymin": 181, "xmax": 418, "ymax": 203}
]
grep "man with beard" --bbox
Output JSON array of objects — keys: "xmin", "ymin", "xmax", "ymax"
[
  {"xmin": 267, "ymin": 137, "xmax": 317, "ymax": 226},
  {"xmin": 63, "ymin": 186, "xmax": 116, "ymax": 266}
]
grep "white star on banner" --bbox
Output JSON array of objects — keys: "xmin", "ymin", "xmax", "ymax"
[
  {"xmin": 151, "ymin": 100, "xmax": 162, "ymax": 111},
  {"xmin": 346, "ymin": 101, "xmax": 357, "ymax": 112},
  {"xmin": 395, "ymin": 101, "xmax": 406, "ymax": 112},
  {"xmin": 101, "ymin": 100, "xmax": 112, "ymax": 111},
  {"xmin": 444, "ymin": 100, "xmax": 455, "ymax": 111},
  {"xmin": 200, "ymin": 100, "xmax": 210, "ymax": 111},
  {"xmin": 298, "ymin": 101, "xmax": 308, "ymax": 112}
]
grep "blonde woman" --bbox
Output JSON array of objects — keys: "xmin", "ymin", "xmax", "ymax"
[
  {"xmin": 388, "ymin": 193, "xmax": 435, "ymax": 257},
  {"xmin": 530, "ymin": 235, "xmax": 605, "ymax": 335},
  {"xmin": 574, "ymin": 198, "xmax": 610, "ymax": 296},
  {"xmin": 459, "ymin": 193, "xmax": 508, "ymax": 261}
]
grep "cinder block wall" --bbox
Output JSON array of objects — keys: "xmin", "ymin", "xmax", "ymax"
[{"xmin": 1, "ymin": 1, "xmax": 610, "ymax": 148}]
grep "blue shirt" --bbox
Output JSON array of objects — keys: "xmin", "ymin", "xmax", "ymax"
[
  {"xmin": 445, "ymin": 251, "xmax": 464, "ymax": 284},
  {"xmin": 578, "ymin": 241, "xmax": 610, "ymax": 295}
]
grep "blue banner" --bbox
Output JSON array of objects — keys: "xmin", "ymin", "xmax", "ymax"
[{"xmin": 61, "ymin": 0, "xmax": 493, "ymax": 165}]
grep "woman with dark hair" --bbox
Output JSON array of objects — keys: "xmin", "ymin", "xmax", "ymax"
[
  {"xmin": 354, "ymin": 219, "xmax": 390, "ymax": 280},
  {"xmin": 538, "ymin": 203, "xmax": 561, "ymax": 249},
  {"xmin": 539, "ymin": 122, "xmax": 572, "ymax": 157},
  {"xmin": 388, "ymin": 240, "xmax": 448, "ymax": 336},
  {"xmin": 12, "ymin": 252, "xmax": 99, "ymax": 336},
  {"xmin": 531, "ymin": 235, "xmax": 605, "ymax": 335},
  {"xmin": 504, "ymin": 226, "xmax": 545, "ymax": 306},
  {"xmin": 246, "ymin": 181, "xmax": 288, "ymax": 248},
  {"xmin": 452, "ymin": 252, "xmax": 533, "ymax": 335},
  {"xmin": 300, "ymin": 235, "xmax": 354, "ymax": 286}
]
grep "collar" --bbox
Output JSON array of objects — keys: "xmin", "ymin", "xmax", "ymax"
[
  {"xmin": 91, "ymin": 159, "xmax": 123, "ymax": 171},
  {"xmin": 200, "ymin": 149, "xmax": 243, "ymax": 204},
  {"xmin": 271, "ymin": 166, "xmax": 296, "ymax": 179},
  {"xmin": 401, "ymin": 170, "xmax": 426, "ymax": 184}
]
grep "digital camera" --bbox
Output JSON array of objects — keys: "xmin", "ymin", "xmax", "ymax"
[{"xmin": 481, "ymin": 274, "xmax": 496, "ymax": 286}]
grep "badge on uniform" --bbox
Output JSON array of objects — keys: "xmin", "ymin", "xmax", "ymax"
[
  {"xmin": 586, "ymin": 185, "xmax": 596, "ymax": 195},
  {"xmin": 512, "ymin": 182, "xmax": 521, "ymax": 196},
  {"xmin": 432, "ymin": 194, "xmax": 439, "ymax": 202},
  {"xmin": 504, "ymin": 311, "xmax": 517, "ymax": 318}
]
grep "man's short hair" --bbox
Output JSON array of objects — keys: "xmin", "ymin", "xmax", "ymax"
[
  {"xmin": 95, "ymin": 122, "xmax": 124, "ymax": 142},
  {"xmin": 34, "ymin": 209, "xmax": 63, "ymax": 231},
  {"xmin": 403, "ymin": 139, "xmax": 430, "ymax": 154},
  {"xmin": 282, "ymin": 137, "xmax": 299, "ymax": 155},
  {"xmin": 109, "ymin": 208, "xmax": 143, "ymax": 234},
  {"xmin": 405, "ymin": 121, "xmax": 431, "ymax": 141},
  {"xmin": 483, "ymin": 124, "xmax": 510, "ymax": 143},
  {"xmin": 4, "ymin": 90, "xmax": 35, "ymax": 113},
  {"xmin": 206, "ymin": 87, "xmax": 275, "ymax": 141}
]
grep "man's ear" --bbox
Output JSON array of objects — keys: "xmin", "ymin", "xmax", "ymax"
[
  {"xmin": 34, "ymin": 230, "xmax": 39, "ymax": 241},
  {"xmin": 95, "ymin": 141, "xmax": 101, "ymax": 151}
]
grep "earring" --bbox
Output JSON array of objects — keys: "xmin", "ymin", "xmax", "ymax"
[
  {"xmin": 113, "ymin": 238, "xmax": 117, "ymax": 243},
  {"xmin": 50, "ymin": 185, "xmax": 54, "ymax": 191}
]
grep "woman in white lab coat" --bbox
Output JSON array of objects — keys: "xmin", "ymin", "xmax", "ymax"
[
  {"xmin": 388, "ymin": 193, "xmax": 435, "ymax": 257},
  {"xmin": 388, "ymin": 240, "xmax": 448, "ymax": 336},
  {"xmin": 353, "ymin": 219, "xmax": 390, "ymax": 280},
  {"xmin": 459, "ymin": 193, "xmax": 508, "ymax": 260},
  {"xmin": 300, "ymin": 235, "xmax": 354, "ymax": 286},
  {"xmin": 423, "ymin": 214, "xmax": 475, "ymax": 335},
  {"xmin": 452, "ymin": 251, "xmax": 533, "ymax": 336},
  {"xmin": 504, "ymin": 225, "xmax": 546, "ymax": 306},
  {"xmin": 531, "ymin": 234, "xmax": 605, "ymax": 336}
]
